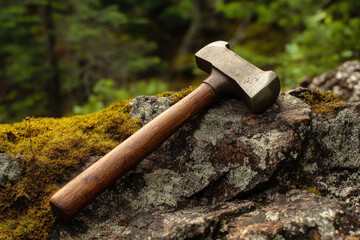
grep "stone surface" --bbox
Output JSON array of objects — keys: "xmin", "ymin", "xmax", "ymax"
[
  {"xmin": 127, "ymin": 91, "xmax": 310, "ymax": 207},
  {"xmin": 301, "ymin": 60, "xmax": 360, "ymax": 102},
  {"xmin": 225, "ymin": 190, "xmax": 360, "ymax": 240},
  {"xmin": 298, "ymin": 102, "xmax": 360, "ymax": 207},
  {"xmin": 50, "ymin": 64, "xmax": 360, "ymax": 239},
  {"xmin": 0, "ymin": 153, "xmax": 21, "ymax": 185},
  {"xmin": 55, "ymin": 200, "xmax": 254, "ymax": 240},
  {"xmin": 129, "ymin": 96, "xmax": 172, "ymax": 124},
  {"xmin": 50, "ymin": 90, "xmax": 313, "ymax": 239}
]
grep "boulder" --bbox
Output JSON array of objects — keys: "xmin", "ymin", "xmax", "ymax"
[
  {"xmin": 2, "ymin": 62, "xmax": 360, "ymax": 239},
  {"xmin": 50, "ymin": 85, "xmax": 360, "ymax": 239},
  {"xmin": 301, "ymin": 60, "xmax": 360, "ymax": 102},
  {"xmin": 297, "ymin": 101, "xmax": 360, "ymax": 206}
]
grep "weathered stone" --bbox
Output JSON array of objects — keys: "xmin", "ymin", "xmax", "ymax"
[
  {"xmin": 301, "ymin": 60, "xmax": 360, "ymax": 102},
  {"xmin": 304, "ymin": 103, "xmax": 360, "ymax": 169},
  {"xmin": 51, "ymin": 90, "xmax": 311, "ymax": 239},
  {"xmin": 224, "ymin": 190, "xmax": 360, "ymax": 240},
  {"xmin": 50, "ymin": 62, "xmax": 360, "ymax": 238},
  {"xmin": 127, "ymin": 91, "xmax": 311, "ymax": 207},
  {"xmin": 129, "ymin": 96, "xmax": 172, "ymax": 124},
  {"xmin": 298, "ymin": 102, "xmax": 360, "ymax": 207},
  {"xmin": 52, "ymin": 200, "xmax": 254, "ymax": 239},
  {"xmin": 0, "ymin": 153, "xmax": 21, "ymax": 185}
]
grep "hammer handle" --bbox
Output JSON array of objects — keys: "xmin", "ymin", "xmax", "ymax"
[{"xmin": 50, "ymin": 82, "xmax": 217, "ymax": 219}]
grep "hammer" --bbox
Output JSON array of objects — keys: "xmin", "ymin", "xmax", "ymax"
[{"xmin": 50, "ymin": 41, "xmax": 280, "ymax": 219}]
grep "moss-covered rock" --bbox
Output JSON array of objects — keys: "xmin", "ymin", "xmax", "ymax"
[
  {"xmin": 2, "ymin": 69, "xmax": 360, "ymax": 239},
  {"xmin": 47, "ymin": 88, "xmax": 314, "ymax": 239},
  {"xmin": 302, "ymin": 60, "xmax": 360, "ymax": 102},
  {"xmin": 0, "ymin": 85, "xmax": 196, "ymax": 240},
  {"xmin": 0, "ymin": 99, "xmax": 142, "ymax": 239}
]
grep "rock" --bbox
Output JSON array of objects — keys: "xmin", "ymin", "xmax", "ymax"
[
  {"xmin": 50, "ymin": 68, "xmax": 360, "ymax": 239},
  {"xmin": 51, "ymin": 90, "xmax": 312, "ymax": 239},
  {"xmin": 127, "ymin": 91, "xmax": 310, "ymax": 207},
  {"xmin": 298, "ymin": 102, "xmax": 360, "ymax": 207},
  {"xmin": 0, "ymin": 153, "xmax": 21, "ymax": 185},
  {"xmin": 53, "ymin": 89, "xmax": 310, "ymax": 239},
  {"xmin": 55, "ymin": 200, "xmax": 254, "ymax": 240},
  {"xmin": 225, "ymin": 190, "xmax": 360, "ymax": 240},
  {"xmin": 301, "ymin": 60, "xmax": 360, "ymax": 102},
  {"xmin": 282, "ymin": 86, "xmax": 360, "ymax": 208},
  {"xmin": 129, "ymin": 96, "xmax": 172, "ymax": 124}
]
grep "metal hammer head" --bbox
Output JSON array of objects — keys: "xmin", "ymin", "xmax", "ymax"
[{"xmin": 195, "ymin": 41, "xmax": 280, "ymax": 113}]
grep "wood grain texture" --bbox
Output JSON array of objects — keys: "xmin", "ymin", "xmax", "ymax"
[{"xmin": 50, "ymin": 82, "xmax": 217, "ymax": 219}]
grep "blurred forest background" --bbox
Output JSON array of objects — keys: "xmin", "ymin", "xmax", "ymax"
[{"xmin": 0, "ymin": 0, "xmax": 359, "ymax": 123}]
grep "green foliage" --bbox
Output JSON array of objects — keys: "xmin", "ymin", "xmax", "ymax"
[
  {"xmin": 216, "ymin": 0, "xmax": 360, "ymax": 89},
  {"xmin": 216, "ymin": 1, "xmax": 256, "ymax": 19},
  {"xmin": 73, "ymin": 78, "xmax": 169, "ymax": 114},
  {"xmin": 0, "ymin": 0, "xmax": 166, "ymax": 123},
  {"xmin": 0, "ymin": 2, "xmax": 45, "ymax": 122},
  {"xmin": 276, "ymin": 3, "xmax": 360, "ymax": 87},
  {"xmin": 0, "ymin": 0, "xmax": 359, "ymax": 122}
]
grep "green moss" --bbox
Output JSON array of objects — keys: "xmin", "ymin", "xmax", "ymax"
[
  {"xmin": 305, "ymin": 187, "xmax": 322, "ymax": 196},
  {"xmin": 303, "ymin": 89, "xmax": 345, "ymax": 114},
  {"xmin": 220, "ymin": 219, "xmax": 226, "ymax": 228},
  {"xmin": 0, "ymin": 87, "xmax": 194, "ymax": 240},
  {"xmin": 0, "ymin": 99, "xmax": 141, "ymax": 239},
  {"xmin": 156, "ymin": 85, "xmax": 197, "ymax": 103}
]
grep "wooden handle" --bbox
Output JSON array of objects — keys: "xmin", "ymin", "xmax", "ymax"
[{"xmin": 50, "ymin": 82, "xmax": 217, "ymax": 219}]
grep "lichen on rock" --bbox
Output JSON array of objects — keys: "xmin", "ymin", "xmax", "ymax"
[
  {"xmin": 0, "ymin": 153, "xmax": 21, "ymax": 185},
  {"xmin": 130, "ymin": 168, "xmax": 183, "ymax": 209},
  {"xmin": 46, "ymin": 88, "xmax": 315, "ymax": 239},
  {"xmin": 2, "ymin": 61, "xmax": 360, "ymax": 239},
  {"xmin": 297, "ymin": 102, "xmax": 360, "ymax": 207},
  {"xmin": 225, "ymin": 190, "xmax": 360, "ymax": 239},
  {"xmin": 302, "ymin": 60, "xmax": 360, "ymax": 102},
  {"xmin": 129, "ymin": 96, "xmax": 172, "ymax": 124}
]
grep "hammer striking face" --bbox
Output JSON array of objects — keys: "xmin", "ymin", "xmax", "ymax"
[
  {"xmin": 50, "ymin": 41, "xmax": 280, "ymax": 220},
  {"xmin": 196, "ymin": 41, "xmax": 280, "ymax": 113}
]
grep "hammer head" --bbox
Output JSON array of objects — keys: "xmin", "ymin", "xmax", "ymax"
[{"xmin": 195, "ymin": 41, "xmax": 280, "ymax": 113}]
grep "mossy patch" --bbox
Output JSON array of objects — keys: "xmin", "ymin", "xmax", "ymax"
[
  {"xmin": 156, "ymin": 85, "xmax": 197, "ymax": 103},
  {"xmin": 306, "ymin": 187, "xmax": 322, "ymax": 196},
  {"xmin": 0, "ymin": 87, "xmax": 194, "ymax": 240},
  {"xmin": 303, "ymin": 90, "xmax": 345, "ymax": 114}
]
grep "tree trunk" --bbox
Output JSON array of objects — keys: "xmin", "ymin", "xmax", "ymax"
[
  {"xmin": 229, "ymin": 14, "xmax": 255, "ymax": 47},
  {"xmin": 178, "ymin": 0, "xmax": 201, "ymax": 56},
  {"xmin": 43, "ymin": 0, "xmax": 61, "ymax": 117}
]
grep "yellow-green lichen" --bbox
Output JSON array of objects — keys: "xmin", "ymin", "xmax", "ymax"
[
  {"xmin": 305, "ymin": 187, "xmax": 322, "ymax": 196},
  {"xmin": 0, "ymin": 87, "xmax": 194, "ymax": 240},
  {"xmin": 303, "ymin": 90, "xmax": 345, "ymax": 114}
]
